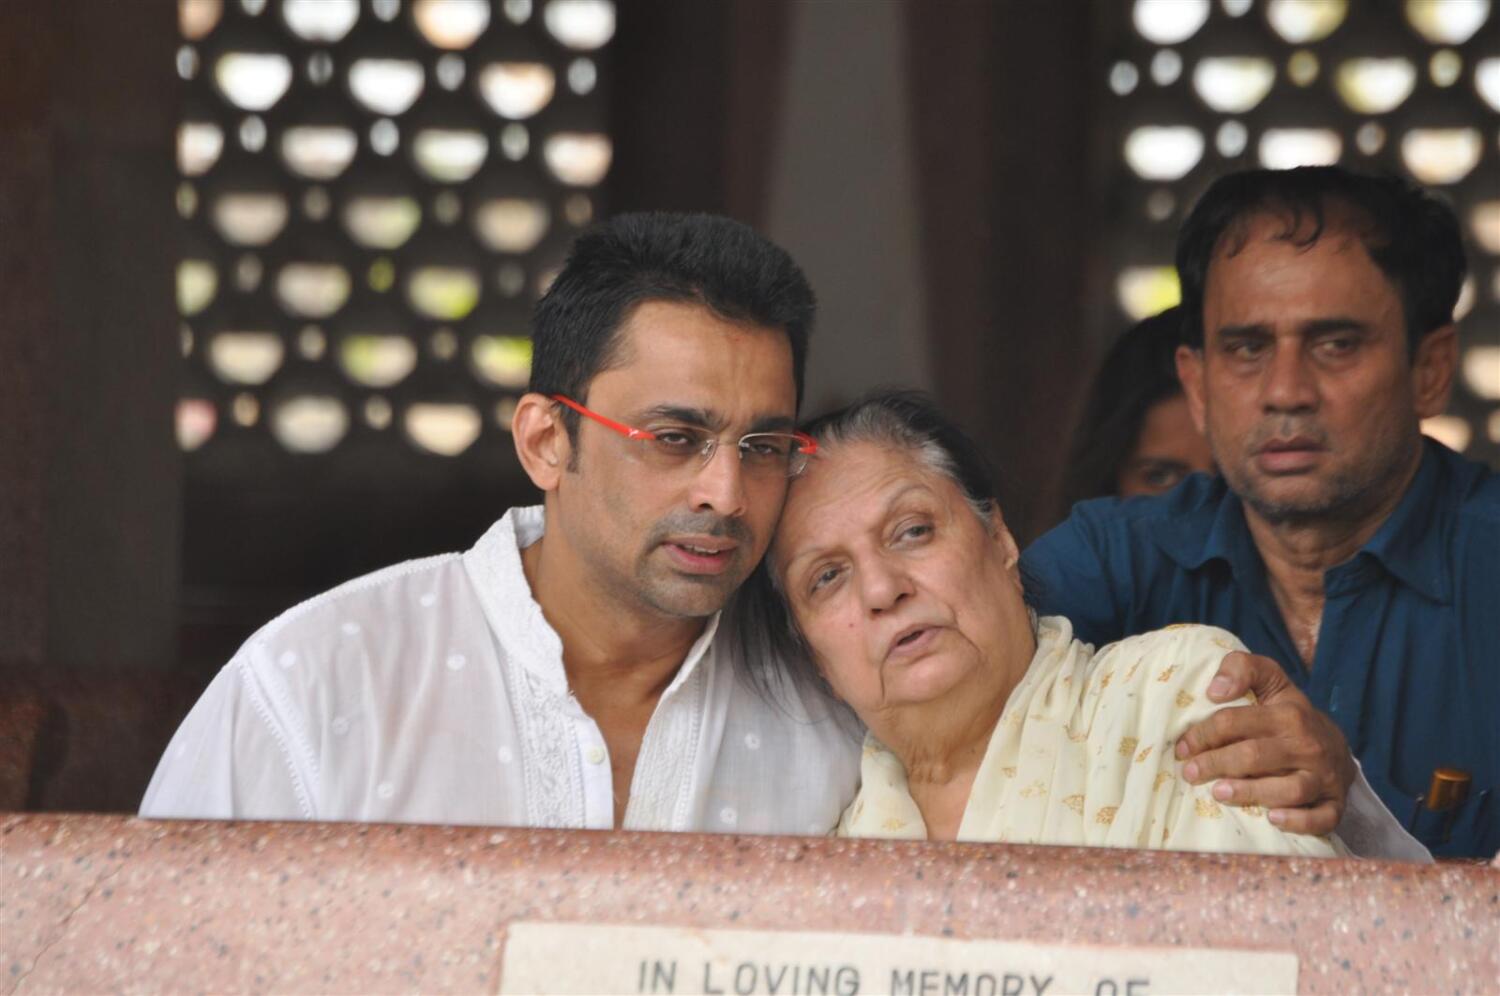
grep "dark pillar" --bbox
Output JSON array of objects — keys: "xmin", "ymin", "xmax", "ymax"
[
  {"xmin": 608, "ymin": 0, "xmax": 793, "ymax": 227},
  {"xmin": 0, "ymin": 0, "xmax": 180, "ymax": 677},
  {"xmin": 906, "ymin": 2, "xmax": 1103, "ymax": 543},
  {"xmin": 0, "ymin": 0, "xmax": 181, "ymax": 806}
]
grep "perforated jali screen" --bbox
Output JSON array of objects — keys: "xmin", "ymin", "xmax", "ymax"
[
  {"xmin": 174, "ymin": 0, "xmax": 614, "ymax": 465},
  {"xmin": 173, "ymin": 1, "xmax": 1499, "ymax": 470}
]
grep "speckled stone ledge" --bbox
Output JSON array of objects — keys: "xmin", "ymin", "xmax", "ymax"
[{"xmin": 2, "ymin": 813, "xmax": 1495, "ymax": 994}]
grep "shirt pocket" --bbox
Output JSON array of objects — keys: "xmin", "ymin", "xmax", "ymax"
[{"xmin": 1365, "ymin": 766, "xmax": 1498, "ymax": 859}]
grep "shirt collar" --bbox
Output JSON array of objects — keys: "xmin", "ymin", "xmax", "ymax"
[
  {"xmin": 1151, "ymin": 476, "xmax": 1261, "ymax": 578},
  {"xmin": 1355, "ymin": 441, "xmax": 1450, "ymax": 603},
  {"xmin": 1151, "ymin": 444, "xmax": 1451, "ymax": 602},
  {"xmin": 461, "ymin": 505, "xmax": 722, "ymax": 697}
]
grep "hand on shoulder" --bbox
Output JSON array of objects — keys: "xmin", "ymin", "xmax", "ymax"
[{"xmin": 1175, "ymin": 649, "xmax": 1353, "ymax": 836}]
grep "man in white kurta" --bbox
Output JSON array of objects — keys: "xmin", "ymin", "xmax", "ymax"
[
  {"xmin": 145, "ymin": 214, "xmax": 851, "ymax": 833},
  {"xmin": 141, "ymin": 506, "xmax": 860, "ymax": 833}
]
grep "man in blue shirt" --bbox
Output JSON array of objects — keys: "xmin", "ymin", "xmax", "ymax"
[{"xmin": 1026, "ymin": 166, "xmax": 1497, "ymax": 857}]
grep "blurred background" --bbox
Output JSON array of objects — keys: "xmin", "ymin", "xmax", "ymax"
[{"xmin": 1, "ymin": 0, "xmax": 1496, "ymax": 812}]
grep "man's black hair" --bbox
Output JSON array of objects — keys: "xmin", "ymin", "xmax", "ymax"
[
  {"xmin": 528, "ymin": 212, "xmax": 816, "ymax": 442},
  {"xmin": 1175, "ymin": 166, "xmax": 1466, "ymax": 356}
]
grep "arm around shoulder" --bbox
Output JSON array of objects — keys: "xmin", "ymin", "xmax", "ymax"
[{"xmin": 1088, "ymin": 626, "xmax": 1344, "ymax": 858}]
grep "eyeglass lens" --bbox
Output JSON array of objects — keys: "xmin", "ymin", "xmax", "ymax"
[{"xmin": 639, "ymin": 428, "xmax": 809, "ymax": 477}]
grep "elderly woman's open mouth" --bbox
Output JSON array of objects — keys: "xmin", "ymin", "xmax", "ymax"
[{"xmin": 885, "ymin": 623, "xmax": 942, "ymax": 660}]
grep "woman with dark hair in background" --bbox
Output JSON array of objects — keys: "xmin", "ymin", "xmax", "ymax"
[{"xmin": 1057, "ymin": 306, "xmax": 1214, "ymax": 513}]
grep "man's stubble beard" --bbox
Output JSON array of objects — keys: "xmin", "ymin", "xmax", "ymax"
[
  {"xmin": 628, "ymin": 511, "xmax": 759, "ymax": 620},
  {"xmin": 1216, "ymin": 416, "xmax": 1421, "ymax": 528},
  {"xmin": 1233, "ymin": 461, "xmax": 1387, "ymax": 526}
]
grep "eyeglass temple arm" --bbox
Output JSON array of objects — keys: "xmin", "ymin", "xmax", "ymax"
[
  {"xmin": 551, "ymin": 394, "xmax": 656, "ymax": 440},
  {"xmin": 553, "ymin": 393, "xmax": 818, "ymax": 454}
]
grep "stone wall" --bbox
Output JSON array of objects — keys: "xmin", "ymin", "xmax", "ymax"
[{"xmin": 3, "ymin": 813, "xmax": 1495, "ymax": 993}]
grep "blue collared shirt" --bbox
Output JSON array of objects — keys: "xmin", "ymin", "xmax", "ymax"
[{"xmin": 1023, "ymin": 440, "xmax": 1500, "ymax": 857}]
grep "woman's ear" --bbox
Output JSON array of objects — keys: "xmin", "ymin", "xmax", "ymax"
[
  {"xmin": 511, "ymin": 393, "xmax": 571, "ymax": 491},
  {"xmin": 986, "ymin": 502, "xmax": 1021, "ymax": 571}
]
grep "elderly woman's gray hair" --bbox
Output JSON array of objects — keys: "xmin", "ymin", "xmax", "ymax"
[{"xmin": 725, "ymin": 389, "xmax": 1022, "ymax": 705}]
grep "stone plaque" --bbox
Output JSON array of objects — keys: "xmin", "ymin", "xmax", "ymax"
[{"xmin": 499, "ymin": 922, "xmax": 1298, "ymax": 995}]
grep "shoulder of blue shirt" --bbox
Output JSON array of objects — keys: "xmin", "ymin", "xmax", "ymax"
[
  {"xmin": 1021, "ymin": 439, "xmax": 1499, "ymax": 643},
  {"xmin": 1033, "ymin": 439, "xmax": 1499, "ymax": 559}
]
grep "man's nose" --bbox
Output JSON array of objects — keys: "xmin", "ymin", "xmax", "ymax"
[
  {"xmin": 1262, "ymin": 343, "xmax": 1318, "ymax": 413},
  {"xmin": 686, "ymin": 440, "xmax": 749, "ymax": 518}
]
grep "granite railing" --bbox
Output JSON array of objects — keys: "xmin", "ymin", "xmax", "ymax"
[{"xmin": 2, "ymin": 812, "xmax": 1496, "ymax": 994}]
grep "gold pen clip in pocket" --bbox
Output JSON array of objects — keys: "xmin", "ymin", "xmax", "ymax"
[{"xmin": 1406, "ymin": 767, "xmax": 1472, "ymax": 846}]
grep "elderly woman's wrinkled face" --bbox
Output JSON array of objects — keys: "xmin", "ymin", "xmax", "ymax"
[{"xmin": 770, "ymin": 441, "xmax": 1025, "ymax": 720}]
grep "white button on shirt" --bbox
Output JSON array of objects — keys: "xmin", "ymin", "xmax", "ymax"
[{"xmin": 140, "ymin": 506, "xmax": 863, "ymax": 834}]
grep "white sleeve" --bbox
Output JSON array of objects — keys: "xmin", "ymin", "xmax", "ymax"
[
  {"xmin": 1335, "ymin": 760, "xmax": 1432, "ymax": 863},
  {"xmin": 138, "ymin": 656, "xmax": 313, "ymax": 822}
]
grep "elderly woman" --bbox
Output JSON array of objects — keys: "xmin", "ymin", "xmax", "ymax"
[{"xmin": 732, "ymin": 391, "xmax": 1342, "ymax": 855}]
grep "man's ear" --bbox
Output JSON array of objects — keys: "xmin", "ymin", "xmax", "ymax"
[
  {"xmin": 1411, "ymin": 324, "xmax": 1458, "ymax": 420},
  {"xmin": 511, "ymin": 392, "xmax": 571, "ymax": 492},
  {"xmin": 1176, "ymin": 344, "xmax": 1207, "ymax": 435}
]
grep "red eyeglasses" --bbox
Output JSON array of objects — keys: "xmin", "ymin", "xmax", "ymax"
[{"xmin": 552, "ymin": 395, "xmax": 818, "ymax": 478}]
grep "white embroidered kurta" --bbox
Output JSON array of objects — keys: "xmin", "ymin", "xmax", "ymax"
[
  {"xmin": 140, "ymin": 506, "xmax": 861, "ymax": 834},
  {"xmin": 838, "ymin": 618, "xmax": 1347, "ymax": 857}
]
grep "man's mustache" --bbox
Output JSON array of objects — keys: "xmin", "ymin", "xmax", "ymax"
[
  {"xmin": 649, "ymin": 513, "xmax": 752, "ymax": 545},
  {"xmin": 1246, "ymin": 417, "xmax": 1329, "ymax": 451}
]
